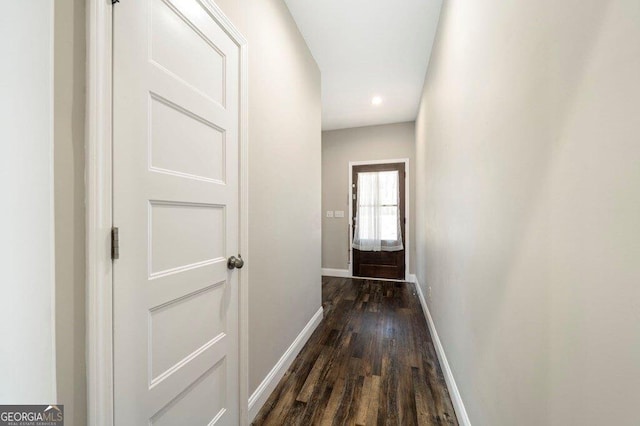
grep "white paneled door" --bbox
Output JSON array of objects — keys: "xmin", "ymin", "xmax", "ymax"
[{"xmin": 113, "ymin": 0, "xmax": 241, "ymax": 424}]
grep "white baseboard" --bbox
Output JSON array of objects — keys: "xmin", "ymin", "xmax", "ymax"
[
  {"xmin": 248, "ymin": 306, "xmax": 324, "ymax": 422},
  {"xmin": 322, "ymin": 268, "xmax": 417, "ymax": 284},
  {"xmin": 321, "ymin": 268, "xmax": 350, "ymax": 277},
  {"xmin": 413, "ymin": 278, "xmax": 471, "ymax": 426}
]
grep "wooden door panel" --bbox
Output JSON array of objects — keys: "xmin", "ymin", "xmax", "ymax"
[{"xmin": 352, "ymin": 163, "xmax": 406, "ymax": 280}]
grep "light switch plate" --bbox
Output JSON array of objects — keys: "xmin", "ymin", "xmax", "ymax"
[
  {"xmin": 326, "ymin": 211, "xmax": 334, "ymax": 218},
  {"xmin": 334, "ymin": 210, "xmax": 345, "ymax": 218}
]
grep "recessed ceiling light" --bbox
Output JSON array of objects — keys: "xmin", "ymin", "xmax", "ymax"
[{"xmin": 371, "ymin": 96, "xmax": 383, "ymax": 106}]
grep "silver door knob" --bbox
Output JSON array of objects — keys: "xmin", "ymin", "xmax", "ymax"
[{"xmin": 227, "ymin": 255, "xmax": 244, "ymax": 270}]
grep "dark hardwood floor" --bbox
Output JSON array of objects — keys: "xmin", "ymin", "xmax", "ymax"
[{"xmin": 252, "ymin": 276, "xmax": 458, "ymax": 425}]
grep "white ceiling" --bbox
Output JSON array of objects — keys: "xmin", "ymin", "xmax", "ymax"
[{"xmin": 284, "ymin": 0, "xmax": 443, "ymax": 131}]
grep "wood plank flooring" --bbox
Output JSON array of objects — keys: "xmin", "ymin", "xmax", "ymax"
[{"xmin": 252, "ymin": 276, "xmax": 458, "ymax": 426}]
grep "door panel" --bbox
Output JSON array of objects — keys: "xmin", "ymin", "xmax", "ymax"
[
  {"xmin": 149, "ymin": 282, "xmax": 226, "ymax": 381},
  {"xmin": 149, "ymin": 359, "xmax": 227, "ymax": 426},
  {"xmin": 149, "ymin": 201, "xmax": 226, "ymax": 275},
  {"xmin": 352, "ymin": 163, "xmax": 406, "ymax": 280},
  {"xmin": 150, "ymin": 0, "xmax": 226, "ymax": 105},
  {"xmin": 113, "ymin": 0, "xmax": 240, "ymax": 424},
  {"xmin": 149, "ymin": 96, "xmax": 226, "ymax": 182}
]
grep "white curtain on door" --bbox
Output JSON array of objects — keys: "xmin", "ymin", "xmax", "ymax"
[{"xmin": 352, "ymin": 170, "xmax": 404, "ymax": 252}]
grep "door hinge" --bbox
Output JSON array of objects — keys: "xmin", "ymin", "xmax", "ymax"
[{"xmin": 111, "ymin": 227, "xmax": 120, "ymax": 260}]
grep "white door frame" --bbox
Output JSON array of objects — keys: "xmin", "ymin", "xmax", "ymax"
[
  {"xmin": 348, "ymin": 158, "xmax": 410, "ymax": 280},
  {"xmin": 86, "ymin": 1, "xmax": 249, "ymax": 424}
]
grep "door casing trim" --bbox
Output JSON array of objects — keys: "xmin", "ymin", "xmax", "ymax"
[
  {"xmin": 348, "ymin": 158, "xmax": 410, "ymax": 280},
  {"xmin": 86, "ymin": 1, "xmax": 250, "ymax": 424}
]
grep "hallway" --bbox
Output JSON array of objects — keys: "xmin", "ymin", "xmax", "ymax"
[
  {"xmin": 4, "ymin": 0, "xmax": 640, "ymax": 424},
  {"xmin": 253, "ymin": 277, "xmax": 457, "ymax": 425}
]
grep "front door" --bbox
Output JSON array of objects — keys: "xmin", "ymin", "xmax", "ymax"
[
  {"xmin": 113, "ymin": 0, "xmax": 241, "ymax": 423},
  {"xmin": 352, "ymin": 162, "xmax": 406, "ymax": 280}
]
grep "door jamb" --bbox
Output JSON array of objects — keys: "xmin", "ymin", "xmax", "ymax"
[
  {"xmin": 86, "ymin": 1, "xmax": 250, "ymax": 424},
  {"xmin": 348, "ymin": 158, "xmax": 410, "ymax": 279}
]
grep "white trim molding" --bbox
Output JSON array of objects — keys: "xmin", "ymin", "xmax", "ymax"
[
  {"xmin": 86, "ymin": 0, "xmax": 113, "ymax": 424},
  {"xmin": 348, "ymin": 158, "xmax": 411, "ymax": 279},
  {"xmin": 322, "ymin": 269, "xmax": 417, "ymax": 285},
  {"xmin": 413, "ymin": 277, "xmax": 472, "ymax": 426},
  {"xmin": 86, "ymin": 1, "xmax": 249, "ymax": 424},
  {"xmin": 248, "ymin": 307, "xmax": 324, "ymax": 422},
  {"xmin": 321, "ymin": 268, "xmax": 350, "ymax": 278}
]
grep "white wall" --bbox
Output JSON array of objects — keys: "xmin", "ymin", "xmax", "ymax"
[
  {"xmin": 213, "ymin": 0, "xmax": 247, "ymax": 35},
  {"xmin": 322, "ymin": 122, "xmax": 416, "ymax": 273},
  {"xmin": 546, "ymin": 2, "xmax": 640, "ymax": 423},
  {"xmin": 54, "ymin": 0, "xmax": 86, "ymax": 423},
  {"xmin": 0, "ymin": 2, "xmax": 56, "ymax": 404},
  {"xmin": 247, "ymin": 0, "xmax": 322, "ymax": 395},
  {"xmin": 415, "ymin": 0, "xmax": 640, "ymax": 424}
]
